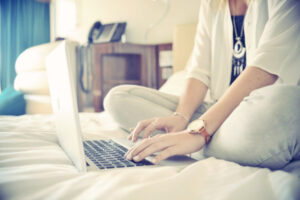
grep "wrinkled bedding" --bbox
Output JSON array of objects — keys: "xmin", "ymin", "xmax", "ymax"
[{"xmin": 0, "ymin": 113, "xmax": 299, "ymax": 200}]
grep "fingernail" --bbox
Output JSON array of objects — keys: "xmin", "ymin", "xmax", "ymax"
[
  {"xmin": 152, "ymin": 158, "xmax": 157, "ymax": 164},
  {"xmin": 133, "ymin": 155, "xmax": 140, "ymax": 162},
  {"xmin": 126, "ymin": 154, "xmax": 132, "ymax": 160}
]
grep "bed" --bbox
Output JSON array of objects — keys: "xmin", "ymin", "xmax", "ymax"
[
  {"xmin": 1, "ymin": 70, "xmax": 300, "ymax": 200},
  {"xmin": 0, "ymin": 112, "xmax": 299, "ymax": 200}
]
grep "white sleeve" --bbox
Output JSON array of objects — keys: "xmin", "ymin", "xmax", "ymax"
[
  {"xmin": 185, "ymin": 0, "xmax": 212, "ymax": 87},
  {"xmin": 248, "ymin": 0, "xmax": 300, "ymax": 84}
]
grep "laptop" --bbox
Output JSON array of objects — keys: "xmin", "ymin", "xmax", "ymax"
[{"xmin": 46, "ymin": 41, "xmax": 196, "ymax": 172}]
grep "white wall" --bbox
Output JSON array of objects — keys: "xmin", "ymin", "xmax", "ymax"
[{"xmin": 53, "ymin": 0, "xmax": 200, "ymax": 44}]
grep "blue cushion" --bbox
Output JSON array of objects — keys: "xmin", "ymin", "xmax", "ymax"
[{"xmin": 0, "ymin": 86, "xmax": 26, "ymax": 115}]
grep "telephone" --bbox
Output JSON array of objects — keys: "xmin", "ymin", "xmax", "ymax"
[{"xmin": 88, "ymin": 21, "xmax": 126, "ymax": 43}]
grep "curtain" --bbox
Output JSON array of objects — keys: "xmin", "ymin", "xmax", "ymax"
[{"xmin": 0, "ymin": 0, "xmax": 50, "ymax": 91}]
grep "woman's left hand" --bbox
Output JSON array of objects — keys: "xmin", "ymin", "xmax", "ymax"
[{"xmin": 125, "ymin": 131, "xmax": 206, "ymax": 164}]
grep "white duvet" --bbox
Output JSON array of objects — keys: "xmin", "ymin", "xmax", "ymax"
[{"xmin": 0, "ymin": 113, "xmax": 299, "ymax": 200}]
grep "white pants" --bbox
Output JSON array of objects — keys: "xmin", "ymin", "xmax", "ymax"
[{"xmin": 104, "ymin": 84, "xmax": 300, "ymax": 171}]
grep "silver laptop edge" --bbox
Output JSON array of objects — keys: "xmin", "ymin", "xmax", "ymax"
[
  {"xmin": 46, "ymin": 41, "xmax": 87, "ymax": 172},
  {"xmin": 46, "ymin": 41, "xmax": 196, "ymax": 172}
]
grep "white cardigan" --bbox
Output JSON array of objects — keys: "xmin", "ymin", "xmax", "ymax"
[{"xmin": 186, "ymin": 0, "xmax": 300, "ymax": 101}]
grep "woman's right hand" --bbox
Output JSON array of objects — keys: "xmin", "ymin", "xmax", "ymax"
[{"xmin": 128, "ymin": 114, "xmax": 189, "ymax": 142}]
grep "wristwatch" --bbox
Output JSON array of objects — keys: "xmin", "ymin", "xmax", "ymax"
[{"xmin": 187, "ymin": 119, "xmax": 211, "ymax": 143}]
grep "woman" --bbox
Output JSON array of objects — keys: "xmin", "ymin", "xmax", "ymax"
[{"xmin": 104, "ymin": 0, "xmax": 300, "ymax": 170}]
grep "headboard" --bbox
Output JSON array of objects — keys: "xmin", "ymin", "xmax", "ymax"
[{"xmin": 172, "ymin": 23, "xmax": 197, "ymax": 73}]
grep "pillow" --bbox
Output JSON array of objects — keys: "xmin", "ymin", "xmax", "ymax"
[
  {"xmin": 159, "ymin": 70, "xmax": 186, "ymax": 96},
  {"xmin": 0, "ymin": 86, "xmax": 26, "ymax": 115},
  {"xmin": 159, "ymin": 70, "xmax": 213, "ymax": 102},
  {"xmin": 15, "ymin": 42, "xmax": 60, "ymax": 74},
  {"xmin": 14, "ymin": 71, "xmax": 49, "ymax": 95},
  {"xmin": 24, "ymin": 94, "xmax": 52, "ymax": 114}
]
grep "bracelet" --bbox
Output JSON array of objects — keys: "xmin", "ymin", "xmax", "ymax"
[{"xmin": 173, "ymin": 112, "xmax": 189, "ymax": 122}]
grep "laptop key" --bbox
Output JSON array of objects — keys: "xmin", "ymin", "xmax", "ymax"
[{"xmin": 115, "ymin": 165, "xmax": 125, "ymax": 168}]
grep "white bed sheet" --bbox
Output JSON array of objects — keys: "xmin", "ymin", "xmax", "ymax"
[{"xmin": 0, "ymin": 113, "xmax": 299, "ymax": 200}]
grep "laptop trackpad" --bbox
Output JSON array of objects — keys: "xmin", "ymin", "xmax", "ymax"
[{"xmin": 154, "ymin": 155, "xmax": 196, "ymax": 166}]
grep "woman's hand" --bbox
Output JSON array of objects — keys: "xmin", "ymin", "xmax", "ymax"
[
  {"xmin": 125, "ymin": 131, "xmax": 205, "ymax": 164},
  {"xmin": 128, "ymin": 115, "xmax": 189, "ymax": 142}
]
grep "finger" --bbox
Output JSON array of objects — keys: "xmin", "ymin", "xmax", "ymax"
[
  {"xmin": 125, "ymin": 138, "xmax": 150, "ymax": 159},
  {"xmin": 129, "ymin": 134, "xmax": 169, "ymax": 160},
  {"xmin": 127, "ymin": 135, "xmax": 132, "ymax": 140},
  {"xmin": 127, "ymin": 128, "xmax": 134, "ymax": 140},
  {"xmin": 142, "ymin": 123, "xmax": 157, "ymax": 139},
  {"xmin": 124, "ymin": 145, "xmax": 135, "ymax": 159},
  {"xmin": 152, "ymin": 146, "xmax": 179, "ymax": 164},
  {"xmin": 126, "ymin": 137, "xmax": 158, "ymax": 160},
  {"xmin": 127, "ymin": 138, "xmax": 152, "ymax": 160},
  {"xmin": 132, "ymin": 141, "xmax": 172, "ymax": 162},
  {"xmin": 130, "ymin": 120, "xmax": 151, "ymax": 142},
  {"xmin": 124, "ymin": 146, "xmax": 133, "ymax": 158}
]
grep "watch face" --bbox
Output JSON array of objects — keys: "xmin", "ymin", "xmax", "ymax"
[{"xmin": 189, "ymin": 119, "xmax": 204, "ymax": 131}]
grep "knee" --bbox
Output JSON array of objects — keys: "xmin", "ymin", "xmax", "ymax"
[
  {"xmin": 248, "ymin": 84, "xmax": 300, "ymax": 111},
  {"xmin": 247, "ymin": 84, "xmax": 300, "ymax": 121},
  {"xmin": 204, "ymin": 84, "xmax": 300, "ymax": 169},
  {"xmin": 236, "ymin": 84, "xmax": 300, "ymax": 139},
  {"xmin": 103, "ymin": 85, "xmax": 143, "ymax": 131},
  {"xmin": 103, "ymin": 85, "xmax": 136, "ymax": 113}
]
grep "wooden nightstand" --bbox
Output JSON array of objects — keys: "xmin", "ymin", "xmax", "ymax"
[{"xmin": 91, "ymin": 42, "xmax": 159, "ymax": 112}]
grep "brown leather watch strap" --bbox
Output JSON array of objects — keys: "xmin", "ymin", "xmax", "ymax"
[{"xmin": 199, "ymin": 127, "xmax": 211, "ymax": 144}]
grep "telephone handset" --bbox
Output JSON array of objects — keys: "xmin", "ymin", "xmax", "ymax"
[
  {"xmin": 88, "ymin": 21, "xmax": 102, "ymax": 43},
  {"xmin": 88, "ymin": 21, "xmax": 126, "ymax": 43}
]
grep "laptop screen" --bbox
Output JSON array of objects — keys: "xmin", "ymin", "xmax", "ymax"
[{"xmin": 46, "ymin": 41, "xmax": 87, "ymax": 172}]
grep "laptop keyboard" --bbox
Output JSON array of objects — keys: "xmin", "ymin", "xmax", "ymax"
[{"xmin": 83, "ymin": 140, "xmax": 153, "ymax": 170}]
